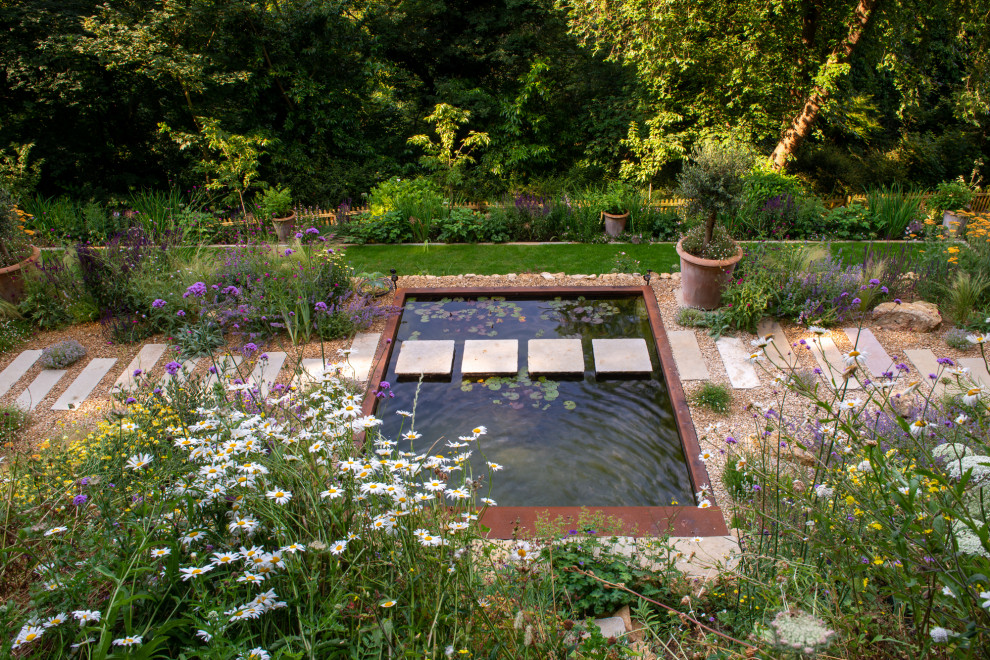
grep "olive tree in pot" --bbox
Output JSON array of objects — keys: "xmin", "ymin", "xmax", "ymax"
[
  {"xmin": 0, "ymin": 188, "xmax": 40, "ymax": 305},
  {"xmin": 259, "ymin": 186, "xmax": 296, "ymax": 242},
  {"xmin": 675, "ymin": 141, "xmax": 751, "ymax": 309}
]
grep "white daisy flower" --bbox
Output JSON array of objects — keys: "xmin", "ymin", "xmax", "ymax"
[
  {"xmin": 329, "ymin": 540, "xmax": 348, "ymax": 555},
  {"xmin": 265, "ymin": 489, "xmax": 292, "ymax": 505},
  {"xmin": 124, "ymin": 453, "xmax": 153, "ymax": 470},
  {"xmin": 751, "ymin": 335, "xmax": 773, "ymax": 348},
  {"xmin": 42, "ymin": 613, "xmax": 67, "ymax": 628},
  {"xmin": 112, "ymin": 636, "xmax": 143, "ymax": 647},
  {"xmin": 966, "ymin": 333, "xmax": 987, "ymax": 345},
  {"xmin": 178, "ymin": 565, "xmax": 214, "ymax": 581},
  {"xmin": 401, "ymin": 431, "xmax": 422, "ymax": 441},
  {"xmin": 909, "ymin": 419, "xmax": 930, "ymax": 437},
  {"xmin": 44, "ymin": 526, "xmax": 68, "ymax": 536},
  {"xmin": 150, "ymin": 547, "xmax": 171, "ymax": 558},
  {"xmin": 72, "ymin": 610, "xmax": 101, "ymax": 625},
  {"xmin": 963, "ymin": 387, "xmax": 982, "ymax": 406},
  {"xmin": 396, "ymin": 410, "xmax": 413, "ymax": 417},
  {"xmin": 320, "ymin": 486, "xmax": 342, "ymax": 500},
  {"xmin": 13, "ymin": 625, "xmax": 45, "ymax": 649},
  {"xmin": 843, "ymin": 349, "xmax": 867, "ymax": 366},
  {"xmin": 809, "ymin": 326, "xmax": 828, "ymax": 335}
]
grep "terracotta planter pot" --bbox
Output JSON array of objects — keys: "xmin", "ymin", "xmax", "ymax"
[
  {"xmin": 943, "ymin": 210, "xmax": 967, "ymax": 237},
  {"xmin": 0, "ymin": 245, "xmax": 40, "ymax": 305},
  {"xmin": 676, "ymin": 238, "xmax": 743, "ymax": 310},
  {"xmin": 603, "ymin": 211, "xmax": 629, "ymax": 237},
  {"xmin": 271, "ymin": 211, "xmax": 298, "ymax": 242}
]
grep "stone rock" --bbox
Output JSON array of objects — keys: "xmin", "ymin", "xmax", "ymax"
[
  {"xmin": 540, "ymin": 272, "xmax": 554, "ymax": 280},
  {"xmin": 592, "ymin": 617, "xmax": 626, "ymax": 640},
  {"xmin": 660, "ymin": 272, "xmax": 671, "ymax": 279},
  {"xmin": 873, "ymin": 301, "xmax": 941, "ymax": 332},
  {"xmin": 506, "ymin": 273, "xmax": 517, "ymax": 279},
  {"xmin": 571, "ymin": 274, "xmax": 589, "ymax": 280},
  {"xmin": 890, "ymin": 392, "xmax": 922, "ymax": 418},
  {"xmin": 464, "ymin": 273, "xmax": 477, "ymax": 278}
]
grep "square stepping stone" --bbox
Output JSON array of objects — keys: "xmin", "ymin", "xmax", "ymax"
[
  {"xmin": 113, "ymin": 344, "xmax": 167, "ymax": 392},
  {"xmin": 345, "ymin": 332, "xmax": 381, "ymax": 381},
  {"xmin": 906, "ymin": 349, "xmax": 966, "ymax": 396},
  {"xmin": 527, "ymin": 339, "xmax": 584, "ymax": 375},
  {"xmin": 842, "ymin": 328, "xmax": 894, "ymax": 378},
  {"xmin": 395, "ymin": 340, "xmax": 455, "ymax": 377},
  {"xmin": 16, "ymin": 369, "xmax": 66, "ymax": 411},
  {"xmin": 592, "ymin": 338, "xmax": 653, "ymax": 375},
  {"xmin": 462, "ymin": 340, "xmax": 518, "ymax": 376},
  {"xmin": 715, "ymin": 337, "xmax": 760, "ymax": 389},
  {"xmin": 53, "ymin": 358, "xmax": 117, "ymax": 410},
  {"xmin": 756, "ymin": 319, "xmax": 798, "ymax": 370},
  {"xmin": 0, "ymin": 350, "xmax": 42, "ymax": 399},
  {"xmin": 667, "ymin": 331, "xmax": 709, "ymax": 380}
]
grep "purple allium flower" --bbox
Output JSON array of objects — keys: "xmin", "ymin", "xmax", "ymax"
[
  {"xmin": 152, "ymin": 299, "xmax": 167, "ymax": 309},
  {"xmin": 176, "ymin": 310, "xmax": 186, "ymax": 317},
  {"xmin": 183, "ymin": 282, "xmax": 207, "ymax": 299},
  {"xmin": 73, "ymin": 494, "xmax": 88, "ymax": 506},
  {"xmin": 165, "ymin": 361, "xmax": 182, "ymax": 376}
]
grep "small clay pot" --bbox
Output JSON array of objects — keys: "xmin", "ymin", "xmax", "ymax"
[
  {"xmin": 0, "ymin": 244, "xmax": 40, "ymax": 305},
  {"xmin": 676, "ymin": 238, "xmax": 743, "ymax": 310},
  {"xmin": 603, "ymin": 211, "xmax": 629, "ymax": 237},
  {"xmin": 271, "ymin": 211, "xmax": 298, "ymax": 242}
]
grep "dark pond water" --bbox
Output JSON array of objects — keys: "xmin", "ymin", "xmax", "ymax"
[{"xmin": 373, "ymin": 295, "xmax": 694, "ymax": 507}]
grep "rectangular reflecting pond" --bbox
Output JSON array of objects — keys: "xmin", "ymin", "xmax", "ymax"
[{"xmin": 370, "ymin": 288, "xmax": 700, "ymax": 509}]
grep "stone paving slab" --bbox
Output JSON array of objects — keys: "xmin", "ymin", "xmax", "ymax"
[
  {"xmin": 959, "ymin": 358, "xmax": 990, "ymax": 389},
  {"xmin": 113, "ymin": 344, "xmax": 167, "ymax": 392},
  {"xmin": 345, "ymin": 332, "xmax": 381, "ymax": 382},
  {"xmin": 293, "ymin": 358, "xmax": 328, "ymax": 387},
  {"xmin": 527, "ymin": 338, "xmax": 584, "ymax": 375},
  {"xmin": 395, "ymin": 340, "xmax": 455, "ymax": 377},
  {"xmin": 756, "ymin": 319, "xmax": 797, "ymax": 370},
  {"xmin": 204, "ymin": 355, "xmax": 244, "ymax": 389},
  {"xmin": 16, "ymin": 369, "xmax": 66, "ymax": 411},
  {"xmin": 715, "ymin": 337, "xmax": 760, "ymax": 389},
  {"xmin": 667, "ymin": 331, "xmax": 709, "ymax": 380},
  {"xmin": 842, "ymin": 328, "xmax": 895, "ymax": 378},
  {"xmin": 904, "ymin": 349, "xmax": 960, "ymax": 395},
  {"xmin": 0, "ymin": 350, "xmax": 42, "ymax": 399},
  {"xmin": 249, "ymin": 352, "xmax": 287, "ymax": 397},
  {"xmin": 807, "ymin": 334, "xmax": 861, "ymax": 390},
  {"xmin": 53, "ymin": 358, "xmax": 118, "ymax": 410},
  {"xmin": 592, "ymin": 338, "xmax": 653, "ymax": 375},
  {"xmin": 162, "ymin": 358, "xmax": 200, "ymax": 385},
  {"xmin": 462, "ymin": 340, "xmax": 518, "ymax": 376}
]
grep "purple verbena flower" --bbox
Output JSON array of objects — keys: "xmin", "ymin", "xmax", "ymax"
[
  {"xmin": 183, "ymin": 282, "xmax": 207, "ymax": 299},
  {"xmin": 73, "ymin": 494, "xmax": 88, "ymax": 506},
  {"xmin": 165, "ymin": 361, "xmax": 182, "ymax": 376},
  {"xmin": 152, "ymin": 299, "xmax": 166, "ymax": 309}
]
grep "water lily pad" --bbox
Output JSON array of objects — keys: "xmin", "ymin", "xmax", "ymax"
[{"xmin": 563, "ymin": 400, "xmax": 577, "ymax": 410}]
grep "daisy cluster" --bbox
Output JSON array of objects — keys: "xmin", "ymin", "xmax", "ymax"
[{"xmin": 9, "ymin": 360, "xmax": 501, "ymax": 656}]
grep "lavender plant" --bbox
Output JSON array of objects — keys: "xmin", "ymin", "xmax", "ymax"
[{"xmin": 40, "ymin": 339, "xmax": 86, "ymax": 369}]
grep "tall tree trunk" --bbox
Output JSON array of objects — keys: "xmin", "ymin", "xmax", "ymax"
[{"xmin": 771, "ymin": 0, "xmax": 880, "ymax": 170}]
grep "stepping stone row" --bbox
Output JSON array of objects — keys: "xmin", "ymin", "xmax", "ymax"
[{"xmin": 394, "ymin": 338, "xmax": 654, "ymax": 378}]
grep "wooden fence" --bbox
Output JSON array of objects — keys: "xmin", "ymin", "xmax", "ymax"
[{"xmin": 286, "ymin": 192, "xmax": 990, "ymax": 226}]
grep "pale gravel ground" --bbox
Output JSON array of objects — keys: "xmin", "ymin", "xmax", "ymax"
[{"xmin": 3, "ymin": 271, "xmax": 985, "ymax": 534}]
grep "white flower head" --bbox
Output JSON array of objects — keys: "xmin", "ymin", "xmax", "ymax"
[{"xmin": 125, "ymin": 453, "xmax": 153, "ymax": 470}]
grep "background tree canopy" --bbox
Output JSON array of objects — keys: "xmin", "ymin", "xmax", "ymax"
[{"xmin": 1, "ymin": 0, "xmax": 988, "ymax": 205}]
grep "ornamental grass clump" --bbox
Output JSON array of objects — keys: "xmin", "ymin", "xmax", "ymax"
[{"xmin": 39, "ymin": 339, "xmax": 86, "ymax": 369}]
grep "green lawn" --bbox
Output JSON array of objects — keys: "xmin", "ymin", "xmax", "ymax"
[{"xmin": 342, "ymin": 241, "xmax": 923, "ymax": 276}]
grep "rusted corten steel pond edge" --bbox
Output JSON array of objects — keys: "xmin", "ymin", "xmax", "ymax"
[{"xmin": 361, "ymin": 286, "xmax": 729, "ymax": 538}]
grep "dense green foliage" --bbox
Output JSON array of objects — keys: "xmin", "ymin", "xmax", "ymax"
[{"xmin": 1, "ymin": 0, "xmax": 988, "ymax": 209}]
